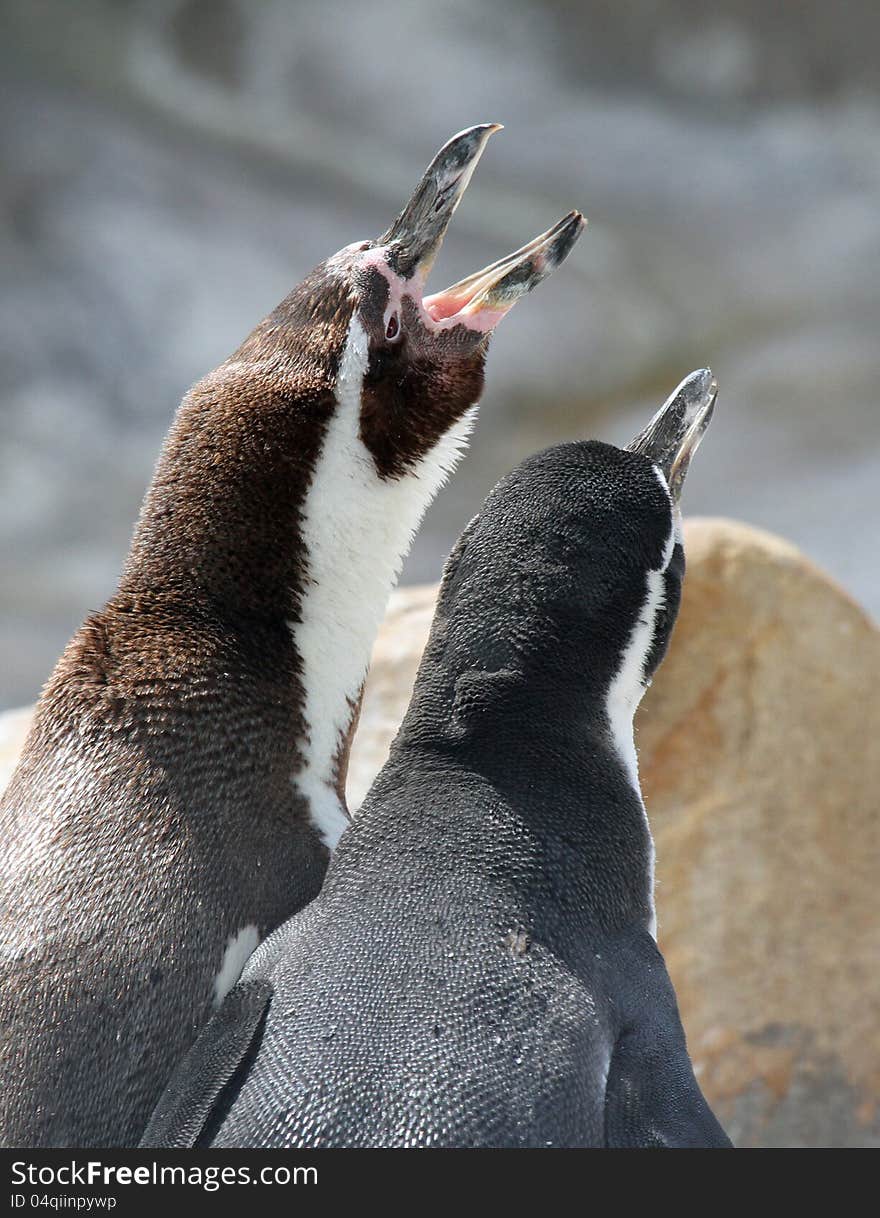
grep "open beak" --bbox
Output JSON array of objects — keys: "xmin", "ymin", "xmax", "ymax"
[
  {"xmin": 380, "ymin": 125, "xmax": 586, "ymax": 331},
  {"xmin": 626, "ymin": 368, "xmax": 718, "ymax": 503},
  {"xmin": 422, "ymin": 210, "xmax": 585, "ymax": 331}
]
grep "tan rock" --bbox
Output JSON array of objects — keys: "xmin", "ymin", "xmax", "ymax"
[
  {"xmin": 346, "ymin": 584, "xmax": 438, "ymax": 811},
  {"xmin": 3, "ymin": 518, "xmax": 878, "ymax": 1146}
]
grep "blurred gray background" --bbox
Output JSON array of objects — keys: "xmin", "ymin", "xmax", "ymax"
[{"xmin": 2, "ymin": 0, "xmax": 878, "ymax": 709}]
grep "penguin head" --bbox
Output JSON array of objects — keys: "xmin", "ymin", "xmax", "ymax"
[
  {"xmin": 417, "ymin": 370, "xmax": 717, "ymax": 739},
  {"xmin": 244, "ymin": 126, "xmax": 584, "ymax": 479},
  {"xmin": 334, "ymin": 125, "xmax": 584, "ymax": 477}
]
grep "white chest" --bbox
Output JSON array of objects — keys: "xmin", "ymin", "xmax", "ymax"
[{"xmin": 290, "ymin": 316, "xmax": 475, "ymax": 848}]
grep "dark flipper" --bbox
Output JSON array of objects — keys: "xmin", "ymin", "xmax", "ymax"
[
  {"xmin": 140, "ymin": 979, "xmax": 273, "ymax": 1148},
  {"xmin": 604, "ymin": 1021, "xmax": 733, "ymax": 1148},
  {"xmin": 603, "ymin": 932, "xmax": 733, "ymax": 1148}
]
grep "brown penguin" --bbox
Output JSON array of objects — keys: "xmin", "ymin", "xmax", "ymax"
[{"xmin": 0, "ymin": 125, "xmax": 584, "ymax": 1147}]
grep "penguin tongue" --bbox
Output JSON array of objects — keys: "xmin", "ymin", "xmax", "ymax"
[{"xmin": 422, "ymin": 210, "xmax": 585, "ymax": 332}]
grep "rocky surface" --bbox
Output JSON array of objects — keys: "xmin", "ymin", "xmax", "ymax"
[
  {"xmin": 2, "ymin": 0, "xmax": 880, "ymax": 708},
  {"xmin": 5, "ymin": 516, "xmax": 876, "ymax": 1145},
  {"xmin": 346, "ymin": 585, "xmax": 439, "ymax": 813}
]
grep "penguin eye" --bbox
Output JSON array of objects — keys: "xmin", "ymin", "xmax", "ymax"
[{"xmin": 385, "ymin": 312, "xmax": 401, "ymax": 342}]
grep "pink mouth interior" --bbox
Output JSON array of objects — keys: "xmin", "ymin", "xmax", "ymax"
[
  {"xmin": 422, "ymin": 289, "xmax": 474, "ymax": 322},
  {"xmin": 419, "ymin": 284, "xmax": 506, "ymax": 334}
]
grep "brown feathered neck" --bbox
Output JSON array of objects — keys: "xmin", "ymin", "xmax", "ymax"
[{"xmin": 118, "ymin": 271, "xmax": 356, "ymax": 622}]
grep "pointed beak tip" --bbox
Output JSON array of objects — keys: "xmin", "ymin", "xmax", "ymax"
[
  {"xmin": 465, "ymin": 122, "xmax": 504, "ymax": 159},
  {"xmin": 447, "ymin": 123, "xmax": 503, "ymax": 153},
  {"xmin": 442, "ymin": 123, "xmax": 503, "ymax": 165},
  {"xmin": 692, "ymin": 365, "xmax": 711, "ymax": 394},
  {"xmin": 688, "ymin": 366, "xmax": 717, "ymax": 399},
  {"xmin": 557, "ymin": 210, "xmax": 587, "ymax": 256},
  {"xmin": 674, "ymin": 368, "xmax": 718, "ymax": 425}
]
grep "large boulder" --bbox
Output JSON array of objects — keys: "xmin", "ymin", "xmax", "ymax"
[
  {"xmin": 2, "ymin": 518, "xmax": 877, "ymax": 1146},
  {"xmin": 349, "ymin": 517, "xmax": 880, "ymax": 1147}
]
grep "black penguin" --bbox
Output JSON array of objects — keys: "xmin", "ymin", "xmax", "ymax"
[
  {"xmin": 141, "ymin": 369, "xmax": 732, "ymax": 1149},
  {"xmin": 0, "ymin": 125, "xmax": 584, "ymax": 1147}
]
